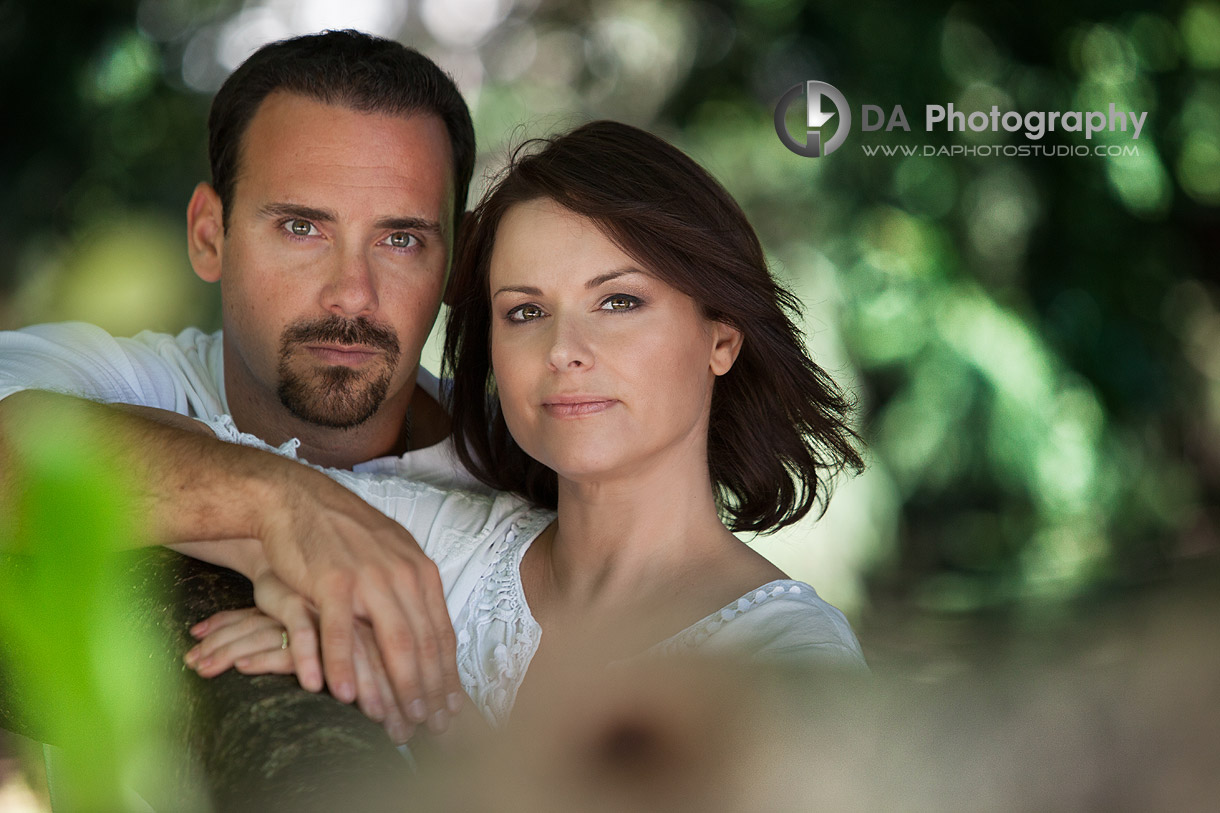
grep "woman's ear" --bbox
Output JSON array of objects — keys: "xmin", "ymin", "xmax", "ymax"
[
  {"xmin": 710, "ymin": 321, "xmax": 744, "ymax": 376},
  {"xmin": 187, "ymin": 182, "xmax": 225, "ymax": 283}
]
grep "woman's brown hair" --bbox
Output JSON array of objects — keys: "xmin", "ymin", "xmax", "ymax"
[{"xmin": 444, "ymin": 120, "xmax": 863, "ymax": 533}]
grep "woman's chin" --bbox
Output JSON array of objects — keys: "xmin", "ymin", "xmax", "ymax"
[{"xmin": 544, "ymin": 450, "xmax": 636, "ymax": 486}]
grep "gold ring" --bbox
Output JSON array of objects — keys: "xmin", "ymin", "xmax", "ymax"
[{"xmin": 281, "ymin": 631, "xmax": 289, "ymax": 650}]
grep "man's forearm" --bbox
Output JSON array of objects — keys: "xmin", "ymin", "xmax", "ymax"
[
  {"xmin": 0, "ymin": 390, "xmax": 281, "ymax": 576},
  {"xmin": 3, "ymin": 390, "xmax": 463, "ymax": 723}
]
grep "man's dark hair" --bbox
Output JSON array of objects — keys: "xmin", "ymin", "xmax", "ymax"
[
  {"xmin": 208, "ymin": 29, "xmax": 475, "ymax": 230},
  {"xmin": 444, "ymin": 120, "xmax": 865, "ymax": 534}
]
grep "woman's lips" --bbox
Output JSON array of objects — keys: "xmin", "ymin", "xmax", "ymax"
[{"xmin": 542, "ymin": 397, "xmax": 618, "ymax": 418}]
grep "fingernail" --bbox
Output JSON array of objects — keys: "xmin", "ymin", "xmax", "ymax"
[
  {"xmin": 189, "ymin": 621, "xmax": 207, "ymax": 637},
  {"xmin": 447, "ymin": 692, "xmax": 464, "ymax": 714},
  {"xmin": 337, "ymin": 682, "xmax": 355, "ymax": 703},
  {"xmin": 428, "ymin": 709, "xmax": 449, "ymax": 734},
  {"xmin": 407, "ymin": 699, "xmax": 427, "ymax": 722},
  {"xmin": 235, "ymin": 658, "xmax": 249, "ymax": 669},
  {"xmin": 184, "ymin": 648, "xmax": 198, "ymax": 666}
]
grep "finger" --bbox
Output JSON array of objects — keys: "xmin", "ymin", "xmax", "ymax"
[
  {"xmin": 357, "ymin": 623, "xmax": 414, "ymax": 744},
  {"xmin": 185, "ymin": 609, "xmax": 277, "ymax": 667},
  {"xmin": 255, "ymin": 574, "xmax": 324, "ymax": 693},
  {"xmin": 194, "ymin": 626, "xmax": 288, "ymax": 678},
  {"xmin": 358, "ymin": 580, "xmax": 425, "ymax": 723},
  {"xmin": 393, "ymin": 722, "xmax": 416, "ymax": 746},
  {"xmin": 319, "ymin": 584, "xmax": 357, "ymax": 704},
  {"xmin": 387, "ymin": 568, "xmax": 450, "ymax": 728},
  {"xmin": 189, "ymin": 608, "xmax": 261, "ymax": 640},
  {"xmin": 352, "ymin": 629, "xmax": 386, "ymax": 723},
  {"xmin": 234, "ymin": 648, "xmax": 296, "ymax": 675},
  {"xmin": 283, "ymin": 611, "xmax": 323, "ymax": 694},
  {"xmin": 417, "ymin": 563, "xmax": 464, "ymax": 716}
]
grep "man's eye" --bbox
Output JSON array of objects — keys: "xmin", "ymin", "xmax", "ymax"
[
  {"xmin": 285, "ymin": 219, "xmax": 317, "ymax": 237},
  {"xmin": 386, "ymin": 232, "xmax": 417, "ymax": 249},
  {"xmin": 508, "ymin": 304, "xmax": 546, "ymax": 322},
  {"xmin": 600, "ymin": 295, "xmax": 640, "ymax": 311}
]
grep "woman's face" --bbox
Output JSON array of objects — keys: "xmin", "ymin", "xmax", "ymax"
[{"xmin": 488, "ymin": 198, "xmax": 741, "ymax": 484}]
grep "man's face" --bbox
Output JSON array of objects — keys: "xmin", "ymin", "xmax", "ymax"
[{"xmin": 214, "ymin": 92, "xmax": 454, "ymax": 429}]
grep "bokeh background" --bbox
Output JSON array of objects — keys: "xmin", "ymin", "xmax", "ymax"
[{"xmin": 2, "ymin": 0, "xmax": 1219, "ymax": 805}]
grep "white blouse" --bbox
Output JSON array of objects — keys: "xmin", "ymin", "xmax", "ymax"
[{"xmin": 205, "ymin": 415, "xmax": 866, "ymax": 726}]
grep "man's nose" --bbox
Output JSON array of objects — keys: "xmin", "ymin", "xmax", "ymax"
[{"xmin": 319, "ymin": 245, "xmax": 378, "ymax": 317}]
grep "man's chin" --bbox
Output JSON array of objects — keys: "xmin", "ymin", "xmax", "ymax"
[{"xmin": 276, "ymin": 365, "xmax": 391, "ymax": 430}]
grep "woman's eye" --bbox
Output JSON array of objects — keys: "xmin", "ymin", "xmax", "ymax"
[
  {"xmin": 600, "ymin": 294, "xmax": 640, "ymax": 311},
  {"xmin": 385, "ymin": 232, "xmax": 417, "ymax": 249},
  {"xmin": 507, "ymin": 304, "xmax": 546, "ymax": 322},
  {"xmin": 284, "ymin": 219, "xmax": 318, "ymax": 237}
]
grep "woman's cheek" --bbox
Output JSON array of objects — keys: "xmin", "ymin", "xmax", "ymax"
[{"xmin": 493, "ymin": 354, "xmax": 534, "ymax": 447}]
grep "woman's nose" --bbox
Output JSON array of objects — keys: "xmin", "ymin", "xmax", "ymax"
[{"xmin": 546, "ymin": 317, "xmax": 593, "ymax": 371}]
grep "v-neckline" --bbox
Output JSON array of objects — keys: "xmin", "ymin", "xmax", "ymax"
[{"xmin": 504, "ymin": 522, "xmax": 815, "ymax": 672}]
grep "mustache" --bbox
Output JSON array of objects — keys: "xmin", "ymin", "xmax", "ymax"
[{"xmin": 280, "ymin": 315, "xmax": 400, "ymax": 356}]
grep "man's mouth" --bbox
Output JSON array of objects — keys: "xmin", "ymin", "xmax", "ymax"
[{"xmin": 302, "ymin": 343, "xmax": 381, "ymax": 367}]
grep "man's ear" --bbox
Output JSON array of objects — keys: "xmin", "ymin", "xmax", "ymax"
[
  {"xmin": 442, "ymin": 209, "xmax": 472, "ymax": 307},
  {"xmin": 187, "ymin": 182, "xmax": 225, "ymax": 283},
  {"xmin": 710, "ymin": 321, "xmax": 744, "ymax": 376}
]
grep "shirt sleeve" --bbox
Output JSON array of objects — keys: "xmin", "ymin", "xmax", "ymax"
[
  {"xmin": 697, "ymin": 592, "xmax": 868, "ymax": 670},
  {"xmin": 0, "ymin": 322, "xmax": 193, "ymax": 412}
]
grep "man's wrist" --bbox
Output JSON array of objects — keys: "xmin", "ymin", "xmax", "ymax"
[{"xmin": 166, "ymin": 537, "xmax": 268, "ymax": 580}]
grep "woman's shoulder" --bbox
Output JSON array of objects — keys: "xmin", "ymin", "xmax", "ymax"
[{"xmin": 650, "ymin": 580, "xmax": 867, "ymax": 669}]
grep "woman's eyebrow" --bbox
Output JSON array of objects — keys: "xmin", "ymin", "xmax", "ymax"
[
  {"xmin": 492, "ymin": 285, "xmax": 543, "ymax": 298},
  {"xmin": 586, "ymin": 267, "xmax": 644, "ymax": 289},
  {"xmin": 492, "ymin": 268, "xmax": 646, "ymax": 299}
]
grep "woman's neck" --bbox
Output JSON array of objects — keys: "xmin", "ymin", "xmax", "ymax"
[{"xmin": 539, "ymin": 448, "xmax": 737, "ymax": 608}]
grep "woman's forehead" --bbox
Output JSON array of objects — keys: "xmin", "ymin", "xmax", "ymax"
[{"xmin": 489, "ymin": 200, "xmax": 633, "ymax": 283}]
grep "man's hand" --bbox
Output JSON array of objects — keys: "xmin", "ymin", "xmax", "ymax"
[
  {"xmin": 186, "ymin": 602, "xmax": 420, "ymax": 744},
  {"xmin": 245, "ymin": 462, "xmax": 463, "ymax": 730}
]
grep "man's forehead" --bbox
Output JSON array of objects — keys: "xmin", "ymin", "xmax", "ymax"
[{"xmin": 232, "ymin": 91, "xmax": 455, "ymax": 229}]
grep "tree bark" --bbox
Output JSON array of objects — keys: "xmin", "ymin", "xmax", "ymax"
[{"xmin": 0, "ymin": 548, "xmax": 412, "ymax": 812}]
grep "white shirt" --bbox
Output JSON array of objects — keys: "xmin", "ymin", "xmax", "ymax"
[
  {"xmin": 204, "ymin": 415, "xmax": 868, "ymax": 727},
  {"xmin": 0, "ymin": 321, "xmax": 482, "ymax": 490}
]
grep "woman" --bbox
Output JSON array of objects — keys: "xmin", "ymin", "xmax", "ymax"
[{"xmin": 187, "ymin": 121, "xmax": 866, "ymax": 736}]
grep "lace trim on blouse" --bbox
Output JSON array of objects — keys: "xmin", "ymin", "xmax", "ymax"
[
  {"xmin": 203, "ymin": 413, "xmax": 302, "ymax": 459},
  {"xmin": 454, "ymin": 509, "xmax": 553, "ymax": 726},
  {"xmin": 645, "ymin": 580, "xmax": 820, "ymax": 657}
]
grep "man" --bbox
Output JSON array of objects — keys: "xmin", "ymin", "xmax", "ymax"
[{"xmin": 0, "ymin": 29, "xmax": 476, "ymax": 772}]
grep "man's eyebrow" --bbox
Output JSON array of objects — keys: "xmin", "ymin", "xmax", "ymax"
[
  {"xmin": 258, "ymin": 203, "xmax": 337, "ymax": 222},
  {"xmin": 374, "ymin": 216, "xmax": 444, "ymax": 237}
]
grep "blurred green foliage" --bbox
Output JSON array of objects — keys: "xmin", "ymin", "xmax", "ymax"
[
  {"xmin": 0, "ymin": 401, "xmax": 191, "ymax": 810},
  {"xmin": 1, "ymin": 0, "xmax": 1217, "ymax": 642}
]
